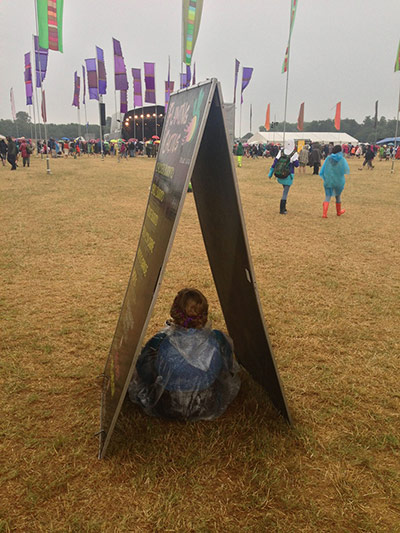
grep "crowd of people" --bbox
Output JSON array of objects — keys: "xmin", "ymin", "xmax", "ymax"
[{"xmin": 0, "ymin": 135, "xmax": 160, "ymax": 169}]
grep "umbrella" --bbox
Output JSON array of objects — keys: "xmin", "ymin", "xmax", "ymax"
[
  {"xmin": 60, "ymin": 137, "xmax": 70, "ymax": 141},
  {"xmin": 0, "ymin": 134, "xmax": 6, "ymax": 140},
  {"xmin": 152, "ymin": 135, "xmax": 160, "ymax": 140},
  {"xmin": 75, "ymin": 136, "xmax": 85, "ymax": 142}
]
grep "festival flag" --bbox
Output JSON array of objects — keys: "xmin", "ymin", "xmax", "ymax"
[
  {"xmin": 82, "ymin": 65, "xmax": 86, "ymax": 105},
  {"xmin": 10, "ymin": 88, "xmax": 16, "ymax": 120},
  {"xmin": 24, "ymin": 53, "xmax": 33, "ymax": 106},
  {"xmin": 144, "ymin": 62, "xmax": 156, "ymax": 104},
  {"xmin": 85, "ymin": 58, "xmax": 98, "ymax": 100},
  {"xmin": 186, "ymin": 64, "xmax": 191, "ymax": 86},
  {"xmin": 34, "ymin": 35, "xmax": 48, "ymax": 88},
  {"xmin": 394, "ymin": 40, "xmax": 400, "ymax": 72},
  {"xmin": 120, "ymin": 90, "xmax": 128, "ymax": 114},
  {"xmin": 96, "ymin": 47, "xmax": 107, "ymax": 95},
  {"xmin": 182, "ymin": 0, "xmax": 204, "ymax": 66},
  {"xmin": 180, "ymin": 72, "xmax": 187, "ymax": 89},
  {"xmin": 265, "ymin": 103, "xmax": 270, "ymax": 131},
  {"xmin": 240, "ymin": 67, "xmax": 253, "ymax": 104},
  {"xmin": 282, "ymin": 0, "xmax": 298, "ymax": 73},
  {"xmin": 72, "ymin": 71, "xmax": 80, "ymax": 108},
  {"xmin": 165, "ymin": 80, "xmax": 175, "ymax": 112},
  {"xmin": 192, "ymin": 62, "xmax": 196, "ymax": 85},
  {"xmin": 297, "ymin": 101, "xmax": 304, "ymax": 131},
  {"xmin": 233, "ymin": 58, "xmax": 240, "ymax": 104},
  {"xmin": 113, "ymin": 38, "xmax": 128, "ymax": 91},
  {"xmin": 334, "ymin": 102, "xmax": 341, "ymax": 131},
  {"xmin": 41, "ymin": 89, "xmax": 47, "ymax": 122},
  {"xmin": 374, "ymin": 100, "xmax": 378, "ymax": 129},
  {"xmin": 37, "ymin": 0, "xmax": 64, "ymax": 52},
  {"xmin": 132, "ymin": 68, "xmax": 143, "ymax": 108}
]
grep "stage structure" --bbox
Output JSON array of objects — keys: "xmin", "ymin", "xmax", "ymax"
[
  {"xmin": 99, "ymin": 79, "xmax": 292, "ymax": 459},
  {"xmin": 122, "ymin": 105, "xmax": 165, "ymax": 141}
]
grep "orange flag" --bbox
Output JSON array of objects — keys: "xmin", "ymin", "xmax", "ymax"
[
  {"xmin": 335, "ymin": 102, "xmax": 341, "ymax": 131},
  {"xmin": 265, "ymin": 103, "xmax": 270, "ymax": 131},
  {"xmin": 297, "ymin": 102, "xmax": 304, "ymax": 131}
]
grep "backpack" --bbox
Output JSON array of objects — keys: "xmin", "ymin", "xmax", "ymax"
[{"xmin": 274, "ymin": 150, "xmax": 294, "ymax": 179}]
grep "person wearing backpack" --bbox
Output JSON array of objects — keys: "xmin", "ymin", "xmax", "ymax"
[{"xmin": 267, "ymin": 139, "xmax": 299, "ymax": 214}]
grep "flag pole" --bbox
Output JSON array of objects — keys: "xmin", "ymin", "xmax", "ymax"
[
  {"xmin": 282, "ymin": 48, "xmax": 291, "ymax": 147},
  {"xmin": 34, "ymin": 3, "xmax": 51, "ymax": 174},
  {"xmin": 239, "ymin": 99, "xmax": 242, "ymax": 140},
  {"xmin": 391, "ymin": 83, "xmax": 400, "ymax": 174}
]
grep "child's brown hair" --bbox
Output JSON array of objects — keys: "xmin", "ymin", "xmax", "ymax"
[{"xmin": 170, "ymin": 288, "xmax": 208, "ymax": 329}]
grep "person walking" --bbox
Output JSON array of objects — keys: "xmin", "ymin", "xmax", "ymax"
[
  {"xmin": 268, "ymin": 139, "xmax": 299, "ymax": 214},
  {"xmin": 6, "ymin": 137, "xmax": 18, "ymax": 170},
  {"xmin": 298, "ymin": 144, "xmax": 309, "ymax": 174},
  {"xmin": 309, "ymin": 142, "xmax": 322, "ymax": 175},
  {"xmin": 362, "ymin": 145, "xmax": 375, "ymax": 169},
  {"xmin": 320, "ymin": 145, "xmax": 350, "ymax": 218},
  {"xmin": 0, "ymin": 138, "xmax": 7, "ymax": 166},
  {"xmin": 236, "ymin": 141, "xmax": 244, "ymax": 167},
  {"xmin": 19, "ymin": 139, "xmax": 31, "ymax": 167}
]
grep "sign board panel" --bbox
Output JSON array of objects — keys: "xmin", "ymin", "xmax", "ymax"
[
  {"xmin": 99, "ymin": 79, "xmax": 291, "ymax": 459},
  {"xmin": 99, "ymin": 80, "xmax": 216, "ymax": 458}
]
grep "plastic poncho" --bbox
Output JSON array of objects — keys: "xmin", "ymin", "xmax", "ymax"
[
  {"xmin": 319, "ymin": 152, "xmax": 350, "ymax": 194},
  {"xmin": 128, "ymin": 325, "xmax": 241, "ymax": 421}
]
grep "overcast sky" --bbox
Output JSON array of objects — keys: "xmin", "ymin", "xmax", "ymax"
[{"xmin": 1, "ymin": 0, "xmax": 400, "ymax": 134}]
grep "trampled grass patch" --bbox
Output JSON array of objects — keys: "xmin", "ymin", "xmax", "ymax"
[{"xmin": 0, "ymin": 154, "xmax": 399, "ymax": 532}]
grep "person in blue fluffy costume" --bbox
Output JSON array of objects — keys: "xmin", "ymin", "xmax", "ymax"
[
  {"xmin": 128, "ymin": 288, "xmax": 241, "ymax": 421},
  {"xmin": 319, "ymin": 144, "xmax": 350, "ymax": 218}
]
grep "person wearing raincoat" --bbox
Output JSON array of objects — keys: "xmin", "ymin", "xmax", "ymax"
[
  {"xmin": 128, "ymin": 288, "xmax": 241, "ymax": 420},
  {"xmin": 319, "ymin": 145, "xmax": 350, "ymax": 218},
  {"xmin": 267, "ymin": 139, "xmax": 299, "ymax": 214}
]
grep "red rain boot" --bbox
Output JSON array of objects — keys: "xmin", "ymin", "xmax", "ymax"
[
  {"xmin": 336, "ymin": 203, "xmax": 345, "ymax": 216},
  {"xmin": 322, "ymin": 201, "xmax": 329, "ymax": 218}
]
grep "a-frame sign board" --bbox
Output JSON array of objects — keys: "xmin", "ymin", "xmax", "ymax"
[{"xmin": 99, "ymin": 79, "xmax": 292, "ymax": 459}]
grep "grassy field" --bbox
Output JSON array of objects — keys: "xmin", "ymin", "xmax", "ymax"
[{"xmin": 0, "ymin": 153, "xmax": 399, "ymax": 532}]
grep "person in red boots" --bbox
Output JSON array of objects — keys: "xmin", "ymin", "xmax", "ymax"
[{"xmin": 319, "ymin": 145, "xmax": 350, "ymax": 218}]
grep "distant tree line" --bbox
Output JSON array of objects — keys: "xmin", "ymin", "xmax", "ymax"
[
  {"xmin": 0, "ymin": 111, "xmax": 112, "ymax": 139},
  {"xmin": 259, "ymin": 116, "xmax": 397, "ymax": 142},
  {"xmin": 1, "ymin": 111, "xmax": 397, "ymax": 143}
]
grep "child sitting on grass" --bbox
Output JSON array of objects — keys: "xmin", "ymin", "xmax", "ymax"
[{"xmin": 128, "ymin": 288, "xmax": 240, "ymax": 420}]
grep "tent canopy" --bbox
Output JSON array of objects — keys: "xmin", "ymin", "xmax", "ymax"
[
  {"xmin": 247, "ymin": 131, "xmax": 359, "ymax": 145},
  {"xmin": 376, "ymin": 137, "xmax": 400, "ymax": 145}
]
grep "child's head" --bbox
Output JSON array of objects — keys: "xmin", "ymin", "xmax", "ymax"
[
  {"xmin": 332, "ymin": 145, "xmax": 342, "ymax": 154},
  {"xmin": 170, "ymin": 288, "xmax": 209, "ymax": 329}
]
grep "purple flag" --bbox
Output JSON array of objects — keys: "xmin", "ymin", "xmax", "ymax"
[
  {"xmin": 113, "ymin": 38, "xmax": 128, "ymax": 91},
  {"xmin": 165, "ymin": 80, "xmax": 174, "ymax": 112},
  {"xmin": 186, "ymin": 65, "xmax": 191, "ymax": 86},
  {"xmin": 72, "ymin": 71, "xmax": 80, "ymax": 108},
  {"xmin": 24, "ymin": 52, "xmax": 33, "ymax": 105},
  {"xmin": 85, "ymin": 58, "xmax": 98, "ymax": 100},
  {"xmin": 96, "ymin": 46, "xmax": 107, "ymax": 95},
  {"xmin": 241, "ymin": 66, "xmax": 253, "ymax": 104},
  {"xmin": 120, "ymin": 89, "xmax": 128, "ymax": 114},
  {"xmin": 34, "ymin": 35, "xmax": 48, "ymax": 88},
  {"xmin": 180, "ymin": 73, "xmax": 187, "ymax": 89},
  {"xmin": 82, "ymin": 65, "xmax": 86, "ymax": 105},
  {"xmin": 132, "ymin": 68, "xmax": 143, "ymax": 108},
  {"xmin": 144, "ymin": 62, "xmax": 156, "ymax": 104},
  {"xmin": 234, "ymin": 58, "xmax": 240, "ymax": 104},
  {"xmin": 192, "ymin": 62, "xmax": 196, "ymax": 85}
]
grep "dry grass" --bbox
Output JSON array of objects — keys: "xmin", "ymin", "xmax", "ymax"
[{"xmin": 0, "ymin": 153, "xmax": 399, "ymax": 532}]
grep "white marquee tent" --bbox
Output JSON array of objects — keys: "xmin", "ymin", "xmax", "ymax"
[{"xmin": 247, "ymin": 131, "xmax": 359, "ymax": 145}]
